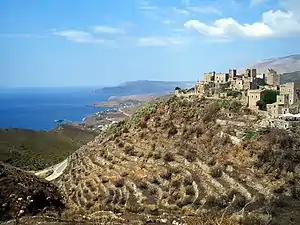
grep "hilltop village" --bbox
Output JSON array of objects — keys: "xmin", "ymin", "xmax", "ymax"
[{"xmin": 176, "ymin": 68, "xmax": 300, "ymax": 129}]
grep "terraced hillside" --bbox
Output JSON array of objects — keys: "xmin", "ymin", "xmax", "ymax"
[{"xmin": 56, "ymin": 96, "xmax": 300, "ymax": 224}]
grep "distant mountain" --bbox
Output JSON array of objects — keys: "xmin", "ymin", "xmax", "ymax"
[
  {"xmin": 248, "ymin": 54, "xmax": 300, "ymax": 83},
  {"xmin": 249, "ymin": 54, "xmax": 300, "ymax": 74},
  {"xmin": 95, "ymin": 80, "xmax": 194, "ymax": 96}
]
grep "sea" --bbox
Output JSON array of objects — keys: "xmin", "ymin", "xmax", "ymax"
[{"xmin": 0, "ymin": 87, "xmax": 111, "ymax": 130}]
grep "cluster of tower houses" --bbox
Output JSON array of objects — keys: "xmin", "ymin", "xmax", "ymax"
[{"xmin": 176, "ymin": 68, "xmax": 300, "ymax": 128}]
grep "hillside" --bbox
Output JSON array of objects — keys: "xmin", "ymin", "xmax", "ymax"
[
  {"xmin": 249, "ymin": 54, "xmax": 300, "ymax": 83},
  {"xmin": 0, "ymin": 124, "xmax": 98, "ymax": 171},
  {"xmin": 54, "ymin": 96, "xmax": 300, "ymax": 224},
  {"xmin": 95, "ymin": 80, "xmax": 194, "ymax": 96},
  {"xmin": 249, "ymin": 54, "xmax": 300, "ymax": 74},
  {"xmin": 0, "ymin": 161, "xmax": 65, "ymax": 221}
]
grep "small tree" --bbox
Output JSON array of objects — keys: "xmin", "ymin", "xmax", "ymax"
[
  {"xmin": 257, "ymin": 90, "xmax": 279, "ymax": 110},
  {"xmin": 174, "ymin": 87, "xmax": 181, "ymax": 91},
  {"xmin": 227, "ymin": 90, "xmax": 242, "ymax": 98},
  {"xmin": 257, "ymin": 99, "xmax": 266, "ymax": 110}
]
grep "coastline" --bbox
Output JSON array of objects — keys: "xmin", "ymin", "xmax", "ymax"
[
  {"xmin": 66, "ymin": 107, "xmax": 131, "ymax": 132},
  {"xmin": 77, "ymin": 94, "xmax": 160, "ymax": 131}
]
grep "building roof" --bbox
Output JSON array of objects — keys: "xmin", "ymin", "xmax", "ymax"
[
  {"xmin": 248, "ymin": 89, "xmax": 265, "ymax": 93},
  {"xmin": 280, "ymin": 113, "xmax": 300, "ymax": 118}
]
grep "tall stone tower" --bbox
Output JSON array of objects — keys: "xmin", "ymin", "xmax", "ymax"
[
  {"xmin": 267, "ymin": 68, "xmax": 281, "ymax": 86},
  {"xmin": 245, "ymin": 68, "xmax": 257, "ymax": 82},
  {"xmin": 229, "ymin": 69, "xmax": 237, "ymax": 80}
]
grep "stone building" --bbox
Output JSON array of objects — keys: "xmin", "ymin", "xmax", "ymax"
[
  {"xmin": 267, "ymin": 68, "xmax": 281, "ymax": 86},
  {"xmin": 267, "ymin": 94, "xmax": 290, "ymax": 118},
  {"xmin": 248, "ymin": 89, "xmax": 265, "ymax": 110},
  {"xmin": 266, "ymin": 82, "xmax": 300, "ymax": 118},
  {"xmin": 204, "ymin": 72, "xmax": 215, "ymax": 83},
  {"xmin": 245, "ymin": 68, "xmax": 257, "ymax": 81},
  {"xmin": 230, "ymin": 68, "xmax": 264, "ymax": 91},
  {"xmin": 195, "ymin": 81, "xmax": 213, "ymax": 96},
  {"xmin": 229, "ymin": 69, "xmax": 237, "ymax": 81},
  {"xmin": 280, "ymin": 82, "xmax": 300, "ymax": 105},
  {"xmin": 215, "ymin": 72, "xmax": 229, "ymax": 83},
  {"xmin": 204, "ymin": 71, "xmax": 230, "ymax": 84}
]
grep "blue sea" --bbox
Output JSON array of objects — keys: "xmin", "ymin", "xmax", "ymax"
[{"xmin": 0, "ymin": 87, "xmax": 111, "ymax": 130}]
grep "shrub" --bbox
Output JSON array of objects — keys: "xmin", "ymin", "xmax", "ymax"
[
  {"xmin": 243, "ymin": 129, "xmax": 259, "ymax": 141},
  {"xmin": 117, "ymin": 141, "xmax": 124, "ymax": 148},
  {"xmin": 144, "ymin": 204, "xmax": 159, "ymax": 215},
  {"xmin": 163, "ymin": 152, "xmax": 175, "ymax": 162},
  {"xmin": 202, "ymin": 103, "xmax": 220, "ymax": 122},
  {"xmin": 160, "ymin": 170, "xmax": 172, "ymax": 180},
  {"xmin": 124, "ymin": 145, "xmax": 136, "ymax": 156},
  {"xmin": 151, "ymin": 176, "xmax": 161, "ymax": 185},
  {"xmin": 149, "ymin": 186, "xmax": 158, "ymax": 195},
  {"xmin": 217, "ymin": 99, "xmax": 241, "ymax": 112},
  {"xmin": 138, "ymin": 121, "xmax": 147, "ymax": 129},
  {"xmin": 227, "ymin": 90, "xmax": 242, "ymax": 98},
  {"xmin": 185, "ymin": 151, "xmax": 197, "ymax": 162},
  {"xmin": 183, "ymin": 176, "xmax": 193, "ymax": 186},
  {"xmin": 153, "ymin": 151, "xmax": 162, "ymax": 160},
  {"xmin": 257, "ymin": 90, "xmax": 279, "ymax": 110},
  {"xmin": 171, "ymin": 179, "xmax": 181, "ymax": 188},
  {"xmin": 137, "ymin": 181, "xmax": 148, "ymax": 190},
  {"xmin": 210, "ymin": 166, "xmax": 223, "ymax": 178},
  {"xmin": 185, "ymin": 185, "xmax": 196, "ymax": 196},
  {"xmin": 114, "ymin": 178, "xmax": 125, "ymax": 187},
  {"xmin": 102, "ymin": 177, "xmax": 109, "ymax": 183},
  {"xmin": 177, "ymin": 196, "xmax": 193, "ymax": 207},
  {"xmin": 205, "ymin": 195, "xmax": 217, "ymax": 207},
  {"xmin": 168, "ymin": 125, "xmax": 178, "ymax": 137}
]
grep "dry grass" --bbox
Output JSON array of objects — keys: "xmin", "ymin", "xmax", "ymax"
[{"xmin": 52, "ymin": 96, "xmax": 300, "ymax": 225}]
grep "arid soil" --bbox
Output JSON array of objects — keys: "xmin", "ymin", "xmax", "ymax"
[
  {"xmin": 52, "ymin": 96, "xmax": 300, "ymax": 224},
  {"xmin": 0, "ymin": 162, "xmax": 65, "ymax": 222}
]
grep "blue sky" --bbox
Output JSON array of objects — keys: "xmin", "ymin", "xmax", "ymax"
[{"xmin": 1, "ymin": 0, "xmax": 300, "ymax": 87}]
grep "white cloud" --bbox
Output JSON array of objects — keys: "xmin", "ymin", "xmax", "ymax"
[
  {"xmin": 187, "ymin": 6, "xmax": 222, "ymax": 15},
  {"xmin": 172, "ymin": 7, "xmax": 189, "ymax": 15},
  {"xmin": 139, "ymin": 0, "xmax": 157, "ymax": 11},
  {"xmin": 184, "ymin": 18, "xmax": 273, "ymax": 37},
  {"xmin": 184, "ymin": 3, "xmax": 300, "ymax": 38},
  {"xmin": 162, "ymin": 19, "xmax": 175, "ymax": 25},
  {"xmin": 139, "ymin": 0, "xmax": 162, "ymax": 21},
  {"xmin": 137, "ymin": 36, "xmax": 185, "ymax": 47},
  {"xmin": 93, "ymin": 26, "xmax": 125, "ymax": 34},
  {"xmin": 53, "ymin": 30, "xmax": 106, "ymax": 43}
]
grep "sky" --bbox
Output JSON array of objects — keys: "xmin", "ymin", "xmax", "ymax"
[{"xmin": 1, "ymin": 0, "xmax": 300, "ymax": 87}]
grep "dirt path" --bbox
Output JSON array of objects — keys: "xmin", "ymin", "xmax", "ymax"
[{"xmin": 35, "ymin": 158, "xmax": 69, "ymax": 181}]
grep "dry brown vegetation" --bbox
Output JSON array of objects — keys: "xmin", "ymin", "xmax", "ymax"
[
  {"xmin": 53, "ymin": 95, "xmax": 300, "ymax": 224},
  {"xmin": 5, "ymin": 95, "xmax": 299, "ymax": 224}
]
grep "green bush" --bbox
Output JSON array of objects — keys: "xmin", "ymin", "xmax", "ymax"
[
  {"xmin": 257, "ymin": 90, "xmax": 279, "ymax": 110},
  {"xmin": 243, "ymin": 129, "xmax": 259, "ymax": 141},
  {"xmin": 217, "ymin": 99, "xmax": 241, "ymax": 112},
  {"xmin": 227, "ymin": 90, "xmax": 242, "ymax": 98}
]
